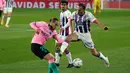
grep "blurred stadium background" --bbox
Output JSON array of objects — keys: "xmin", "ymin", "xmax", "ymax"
[{"xmin": 12, "ymin": 0, "xmax": 130, "ymax": 9}]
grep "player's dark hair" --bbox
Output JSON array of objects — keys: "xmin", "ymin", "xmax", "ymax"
[
  {"xmin": 60, "ymin": 0, "xmax": 68, "ymax": 5},
  {"xmin": 50, "ymin": 18, "xmax": 58, "ymax": 22},
  {"xmin": 79, "ymin": 3, "xmax": 86, "ymax": 10}
]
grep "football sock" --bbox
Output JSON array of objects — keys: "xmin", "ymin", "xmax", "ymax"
[
  {"xmin": 98, "ymin": 52, "xmax": 106, "ymax": 60},
  {"xmin": 65, "ymin": 50, "xmax": 73, "ymax": 64},
  {"xmin": 55, "ymin": 52, "xmax": 60, "ymax": 64},
  {"xmin": 6, "ymin": 16, "xmax": 11, "ymax": 25},
  {"xmin": 1, "ymin": 15, "xmax": 5, "ymax": 24},
  {"xmin": 48, "ymin": 59, "xmax": 59, "ymax": 73},
  {"xmin": 48, "ymin": 63, "xmax": 59, "ymax": 73},
  {"xmin": 60, "ymin": 42, "xmax": 68, "ymax": 54}
]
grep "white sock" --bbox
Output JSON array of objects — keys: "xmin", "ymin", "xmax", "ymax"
[
  {"xmin": 60, "ymin": 42, "xmax": 68, "ymax": 54},
  {"xmin": 99, "ymin": 52, "xmax": 106, "ymax": 60},
  {"xmin": 66, "ymin": 52, "xmax": 73, "ymax": 64},
  {"xmin": 6, "ymin": 17, "xmax": 11, "ymax": 25},
  {"xmin": 55, "ymin": 53, "xmax": 60, "ymax": 64}
]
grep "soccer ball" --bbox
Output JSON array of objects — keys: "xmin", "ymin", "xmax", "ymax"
[{"xmin": 73, "ymin": 58, "xmax": 83, "ymax": 68}]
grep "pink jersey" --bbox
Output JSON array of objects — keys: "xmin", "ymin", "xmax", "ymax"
[
  {"xmin": 30, "ymin": 21, "xmax": 63, "ymax": 45},
  {"xmin": 0, "ymin": 0, "xmax": 6, "ymax": 10}
]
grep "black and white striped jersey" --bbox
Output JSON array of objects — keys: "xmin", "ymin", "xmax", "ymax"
[
  {"xmin": 71, "ymin": 11, "xmax": 97, "ymax": 33},
  {"xmin": 60, "ymin": 10, "xmax": 71, "ymax": 36}
]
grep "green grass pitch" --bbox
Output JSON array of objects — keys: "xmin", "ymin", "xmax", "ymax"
[{"xmin": 0, "ymin": 8, "xmax": 130, "ymax": 73}]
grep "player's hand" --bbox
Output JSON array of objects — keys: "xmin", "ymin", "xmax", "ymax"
[
  {"xmin": 36, "ymin": 29, "xmax": 40, "ymax": 34},
  {"xmin": 104, "ymin": 26, "xmax": 108, "ymax": 30}
]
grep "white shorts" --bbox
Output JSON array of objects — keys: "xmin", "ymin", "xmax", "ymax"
[
  {"xmin": 75, "ymin": 31, "xmax": 95, "ymax": 49},
  {"xmin": 4, "ymin": 7, "xmax": 13, "ymax": 13}
]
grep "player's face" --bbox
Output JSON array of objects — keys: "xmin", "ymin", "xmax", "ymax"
[
  {"xmin": 61, "ymin": 3, "xmax": 68, "ymax": 11},
  {"xmin": 78, "ymin": 6, "xmax": 85, "ymax": 16},
  {"xmin": 50, "ymin": 21, "xmax": 59, "ymax": 30}
]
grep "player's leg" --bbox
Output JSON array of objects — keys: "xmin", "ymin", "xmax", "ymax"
[
  {"xmin": 55, "ymin": 35, "xmax": 73, "ymax": 68},
  {"xmin": 61, "ymin": 36, "xmax": 73, "ymax": 68},
  {"xmin": 44, "ymin": 53, "xmax": 59, "ymax": 73},
  {"xmin": 60, "ymin": 32, "xmax": 78, "ymax": 55},
  {"xmin": 64, "ymin": 48, "xmax": 73, "ymax": 68},
  {"xmin": 90, "ymin": 48, "xmax": 110, "ymax": 67},
  {"xmin": 66, "ymin": 32, "xmax": 78, "ymax": 42},
  {"xmin": 5, "ymin": 8, "xmax": 13, "ymax": 27},
  {"xmin": 1, "ymin": 8, "xmax": 7, "ymax": 25},
  {"xmin": 55, "ymin": 42, "xmax": 61, "ymax": 67},
  {"xmin": 81, "ymin": 32, "xmax": 110, "ymax": 67},
  {"xmin": 0, "ymin": 10, "xmax": 3, "ymax": 24},
  {"xmin": 0, "ymin": 10, "xmax": 3, "ymax": 18},
  {"xmin": 94, "ymin": 0, "xmax": 97, "ymax": 14},
  {"xmin": 31, "ymin": 43, "xmax": 59, "ymax": 73},
  {"xmin": 97, "ymin": 0, "xmax": 101, "ymax": 14}
]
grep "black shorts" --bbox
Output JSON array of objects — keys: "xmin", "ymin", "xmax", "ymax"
[
  {"xmin": 0, "ymin": 10, "xmax": 3, "ymax": 17},
  {"xmin": 31, "ymin": 43, "xmax": 50, "ymax": 59}
]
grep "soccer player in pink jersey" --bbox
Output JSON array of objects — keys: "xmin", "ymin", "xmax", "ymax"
[
  {"xmin": 30, "ymin": 18, "xmax": 68, "ymax": 73},
  {"xmin": 0, "ymin": 0, "xmax": 6, "ymax": 19}
]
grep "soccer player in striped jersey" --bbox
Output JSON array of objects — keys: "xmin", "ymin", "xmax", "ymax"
[
  {"xmin": 0, "ymin": 0, "xmax": 6, "ymax": 19},
  {"xmin": 55, "ymin": 0, "xmax": 73, "ymax": 68},
  {"xmin": 1, "ymin": 0, "xmax": 13, "ymax": 27},
  {"xmin": 61, "ymin": 3, "xmax": 110, "ymax": 67}
]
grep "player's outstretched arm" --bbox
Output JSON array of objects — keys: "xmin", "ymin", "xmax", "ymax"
[
  {"xmin": 30, "ymin": 22, "xmax": 41, "ymax": 34},
  {"xmin": 70, "ymin": 19, "xmax": 75, "ymax": 33},
  {"xmin": 94, "ymin": 19, "xmax": 108, "ymax": 30},
  {"xmin": 88, "ymin": 11, "xmax": 108, "ymax": 30}
]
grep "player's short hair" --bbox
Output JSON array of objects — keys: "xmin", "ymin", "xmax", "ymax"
[
  {"xmin": 79, "ymin": 3, "xmax": 86, "ymax": 10},
  {"xmin": 50, "ymin": 18, "xmax": 58, "ymax": 22},
  {"xmin": 60, "ymin": 0, "xmax": 68, "ymax": 5}
]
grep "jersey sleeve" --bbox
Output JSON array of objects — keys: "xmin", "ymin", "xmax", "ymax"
[
  {"xmin": 30, "ymin": 21, "xmax": 47, "ymax": 31},
  {"xmin": 70, "ymin": 11, "xmax": 76, "ymax": 20},
  {"xmin": 66, "ymin": 11, "xmax": 71, "ymax": 19},
  {"xmin": 88, "ymin": 12, "xmax": 97, "ymax": 22},
  {"xmin": 53, "ymin": 30, "xmax": 64, "ymax": 43}
]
